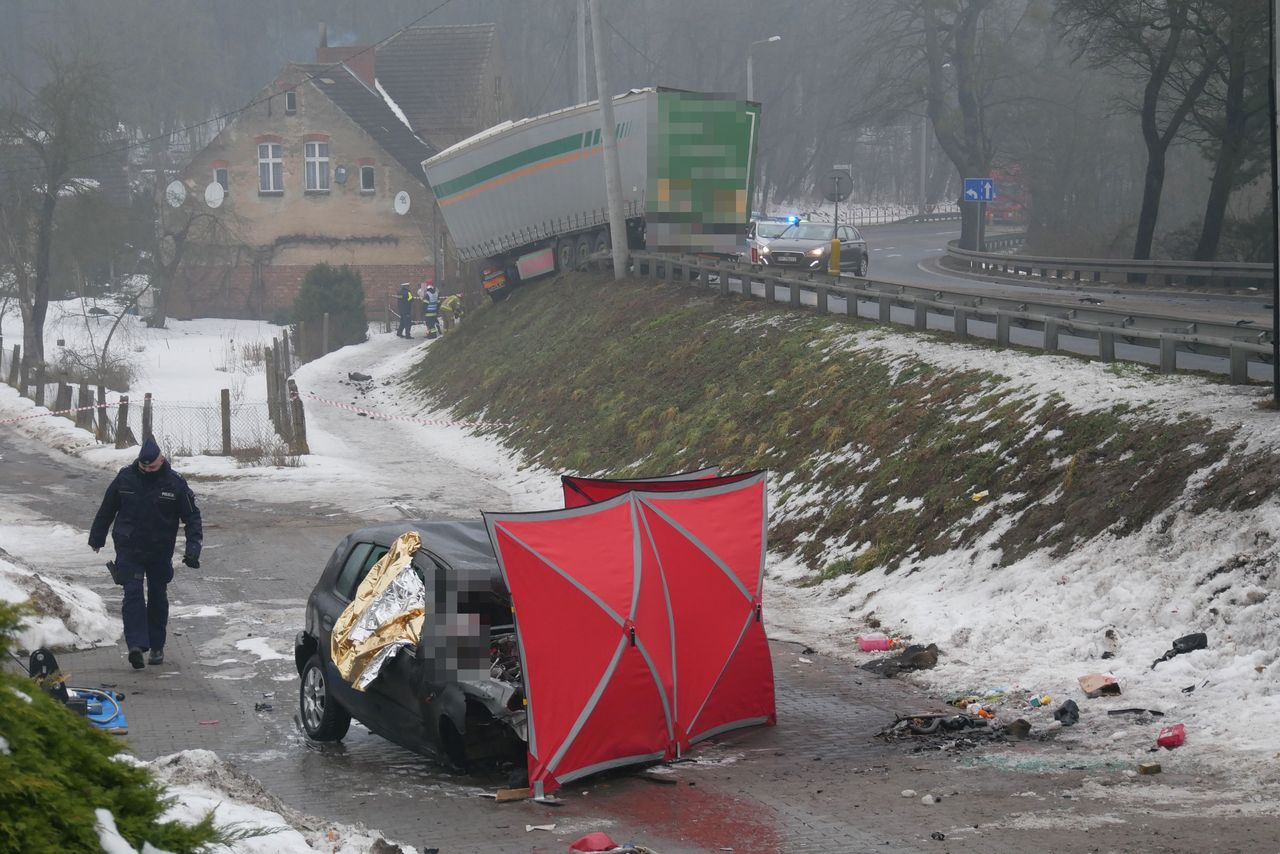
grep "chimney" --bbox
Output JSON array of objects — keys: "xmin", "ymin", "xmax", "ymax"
[{"xmin": 319, "ymin": 22, "xmax": 328, "ymax": 50}]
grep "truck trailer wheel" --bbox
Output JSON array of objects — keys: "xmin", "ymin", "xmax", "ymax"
[
  {"xmin": 575, "ymin": 235, "xmax": 593, "ymax": 270},
  {"xmin": 556, "ymin": 238, "xmax": 576, "ymax": 273},
  {"xmin": 592, "ymin": 230, "xmax": 610, "ymax": 269}
]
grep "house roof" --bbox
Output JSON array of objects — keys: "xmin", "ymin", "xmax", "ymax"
[
  {"xmin": 292, "ymin": 63, "xmax": 437, "ymax": 185},
  {"xmin": 375, "ymin": 24, "xmax": 497, "ymax": 138}
]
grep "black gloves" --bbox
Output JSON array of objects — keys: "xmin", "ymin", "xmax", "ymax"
[{"xmin": 182, "ymin": 554, "xmax": 200, "ymax": 569}]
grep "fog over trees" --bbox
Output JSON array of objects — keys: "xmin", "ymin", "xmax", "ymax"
[{"xmin": 1, "ymin": 0, "xmax": 1273, "ymax": 262}]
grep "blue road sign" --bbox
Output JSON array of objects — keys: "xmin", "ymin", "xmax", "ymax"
[{"xmin": 963, "ymin": 178, "xmax": 996, "ymax": 202}]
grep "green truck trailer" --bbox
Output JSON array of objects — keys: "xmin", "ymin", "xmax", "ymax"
[{"xmin": 422, "ymin": 88, "xmax": 760, "ymax": 299}]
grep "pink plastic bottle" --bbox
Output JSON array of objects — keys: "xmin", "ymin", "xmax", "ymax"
[
  {"xmin": 858, "ymin": 632, "xmax": 893, "ymax": 652},
  {"xmin": 1157, "ymin": 723, "xmax": 1186, "ymax": 749}
]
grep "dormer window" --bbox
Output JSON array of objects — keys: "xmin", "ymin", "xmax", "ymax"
[{"xmin": 285, "ymin": 91, "xmax": 297, "ymax": 114}]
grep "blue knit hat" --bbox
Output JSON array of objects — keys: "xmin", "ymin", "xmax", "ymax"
[{"xmin": 138, "ymin": 438, "xmax": 161, "ymax": 464}]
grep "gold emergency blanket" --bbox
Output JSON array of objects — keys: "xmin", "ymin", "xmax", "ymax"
[{"xmin": 330, "ymin": 531, "xmax": 426, "ymax": 691}]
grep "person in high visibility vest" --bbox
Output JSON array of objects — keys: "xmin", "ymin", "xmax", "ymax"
[
  {"xmin": 421, "ymin": 282, "xmax": 441, "ymax": 339},
  {"xmin": 440, "ymin": 293, "xmax": 462, "ymax": 332}
]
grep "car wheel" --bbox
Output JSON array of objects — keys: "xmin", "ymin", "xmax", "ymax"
[
  {"xmin": 299, "ymin": 655, "xmax": 351, "ymax": 741},
  {"xmin": 857, "ymin": 254, "xmax": 869, "ymax": 277}
]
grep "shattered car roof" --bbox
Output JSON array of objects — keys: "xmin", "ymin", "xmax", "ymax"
[{"xmin": 349, "ymin": 519, "xmax": 505, "ymax": 584}]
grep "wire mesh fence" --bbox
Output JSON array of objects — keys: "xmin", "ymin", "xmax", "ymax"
[{"xmin": 2, "ymin": 342, "xmax": 294, "ymax": 463}]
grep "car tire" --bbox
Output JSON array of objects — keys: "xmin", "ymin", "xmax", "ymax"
[
  {"xmin": 556, "ymin": 238, "xmax": 576, "ymax": 273},
  {"xmin": 857, "ymin": 255, "xmax": 869, "ymax": 277},
  {"xmin": 299, "ymin": 655, "xmax": 351, "ymax": 741}
]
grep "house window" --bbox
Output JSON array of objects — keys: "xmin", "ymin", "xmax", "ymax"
[
  {"xmin": 285, "ymin": 91, "xmax": 297, "ymax": 114},
  {"xmin": 360, "ymin": 165, "xmax": 375, "ymax": 192},
  {"xmin": 257, "ymin": 143, "xmax": 283, "ymax": 193},
  {"xmin": 305, "ymin": 141, "xmax": 330, "ymax": 192},
  {"xmin": 213, "ymin": 167, "xmax": 229, "ymax": 194}
]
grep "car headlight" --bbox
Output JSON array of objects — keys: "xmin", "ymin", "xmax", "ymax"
[
  {"xmin": 808, "ymin": 247, "xmax": 825, "ymax": 256},
  {"xmin": 760, "ymin": 246, "xmax": 770, "ymax": 254}
]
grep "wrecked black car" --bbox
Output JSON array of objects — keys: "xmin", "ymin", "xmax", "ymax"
[{"xmin": 294, "ymin": 521, "xmax": 526, "ymax": 767}]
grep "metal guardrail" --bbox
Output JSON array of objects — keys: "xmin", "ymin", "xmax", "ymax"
[
  {"xmin": 947, "ymin": 237, "xmax": 1274, "ymax": 289},
  {"xmin": 628, "ymin": 252, "xmax": 1274, "ymax": 385}
]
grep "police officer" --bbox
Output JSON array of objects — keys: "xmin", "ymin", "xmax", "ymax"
[
  {"xmin": 89, "ymin": 438, "xmax": 202, "ymax": 669},
  {"xmin": 396, "ymin": 282, "xmax": 415, "ymax": 338}
]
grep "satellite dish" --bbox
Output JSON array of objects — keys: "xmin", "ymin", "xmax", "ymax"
[
  {"xmin": 204, "ymin": 181, "xmax": 225, "ymax": 209},
  {"xmin": 165, "ymin": 180, "xmax": 187, "ymax": 208},
  {"xmin": 334, "ymin": 165, "xmax": 348, "ymax": 185},
  {"xmin": 393, "ymin": 190, "xmax": 411, "ymax": 215}
]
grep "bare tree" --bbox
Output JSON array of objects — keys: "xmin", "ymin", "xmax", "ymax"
[
  {"xmin": 1057, "ymin": 0, "xmax": 1223, "ymax": 262},
  {"xmin": 1187, "ymin": 0, "xmax": 1269, "ymax": 260},
  {"xmin": 0, "ymin": 49, "xmax": 116, "ymax": 386}
]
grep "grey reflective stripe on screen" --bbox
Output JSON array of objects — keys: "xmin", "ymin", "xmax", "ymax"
[
  {"xmin": 629, "ymin": 500, "xmax": 641, "ymax": 621},
  {"xmin": 637, "ymin": 506, "xmax": 680, "ymax": 745},
  {"xmin": 686, "ymin": 608, "xmax": 755, "ymax": 738},
  {"xmin": 495, "ymin": 527, "xmax": 625, "ymax": 628},
  {"xmin": 688, "ymin": 716, "xmax": 771, "ymax": 747},
  {"xmin": 545, "ymin": 635, "xmax": 627, "ymax": 776},
  {"xmin": 557, "ymin": 750, "xmax": 668, "ymax": 785},
  {"xmin": 639, "ymin": 499, "xmax": 752, "ymax": 602}
]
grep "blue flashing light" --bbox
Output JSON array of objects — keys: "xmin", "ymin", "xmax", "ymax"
[{"xmin": 786, "ymin": 215, "xmax": 800, "ymax": 224}]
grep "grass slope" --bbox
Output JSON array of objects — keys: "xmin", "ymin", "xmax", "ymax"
[{"xmin": 409, "ymin": 272, "xmax": 1274, "ymax": 578}]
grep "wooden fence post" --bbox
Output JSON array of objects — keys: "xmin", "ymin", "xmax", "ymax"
[
  {"xmin": 75, "ymin": 383, "xmax": 93, "ymax": 430},
  {"xmin": 141, "ymin": 393, "xmax": 153, "ymax": 442},
  {"xmin": 265, "ymin": 345, "xmax": 278, "ymax": 430},
  {"xmin": 281, "ymin": 329, "xmax": 292, "ymax": 375},
  {"xmin": 54, "ymin": 382, "xmax": 73, "ymax": 419},
  {"xmin": 96, "ymin": 386, "xmax": 110, "ymax": 442},
  {"xmin": 322, "ymin": 312, "xmax": 330, "ymax": 356},
  {"xmin": 6, "ymin": 345, "xmax": 18, "ymax": 387},
  {"xmin": 287, "ymin": 379, "xmax": 309, "ymax": 455},
  {"xmin": 220, "ymin": 388, "xmax": 232, "ymax": 455},
  {"xmin": 114, "ymin": 395, "xmax": 135, "ymax": 449}
]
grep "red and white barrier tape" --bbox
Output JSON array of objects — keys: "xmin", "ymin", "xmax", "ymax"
[
  {"xmin": 0, "ymin": 400, "xmax": 112, "ymax": 426},
  {"xmin": 295, "ymin": 391, "xmax": 485, "ymax": 429}
]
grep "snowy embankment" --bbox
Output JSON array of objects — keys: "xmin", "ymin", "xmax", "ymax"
[{"xmin": 764, "ymin": 331, "xmax": 1280, "ymax": 780}]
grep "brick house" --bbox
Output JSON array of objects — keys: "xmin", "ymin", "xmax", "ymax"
[{"xmin": 171, "ymin": 60, "xmax": 445, "ymax": 320}]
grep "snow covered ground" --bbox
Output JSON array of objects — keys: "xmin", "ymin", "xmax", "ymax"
[{"xmin": 3, "ymin": 300, "xmax": 1279, "ymax": 848}]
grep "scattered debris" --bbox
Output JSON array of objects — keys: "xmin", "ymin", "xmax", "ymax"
[
  {"xmin": 921, "ymin": 794, "xmax": 939, "ymax": 805},
  {"xmin": 1004, "ymin": 719, "xmax": 1032, "ymax": 739},
  {"xmin": 1181, "ymin": 684, "xmax": 1196, "ymax": 694},
  {"xmin": 197, "ymin": 720, "xmax": 220, "ymax": 726},
  {"xmin": 1151, "ymin": 632, "xmax": 1207, "ymax": 669},
  {"xmin": 1157, "ymin": 723, "xmax": 1186, "ymax": 749},
  {"xmin": 525, "ymin": 824, "xmax": 556, "ymax": 832},
  {"xmin": 970, "ymin": 490, "xmax": 989, "ymax": 502},
  {"xmin": 1028, "ymin": 695, "xmax": 1051, "ymax": 708},
  {"xmin": 798, "ymin": 657, "xmax": 813, "ymax": 664},
  {"xmin": 1107, "ymin": 708, "xmax": 1164, "ymax": 718},
  {"xmin": 881, "ymin": 713, "xmax": 987, "ymax": 738},
  {"xmin": 569, "ymin": 832, "xmax": 619, "ymax": 852},
  {"xmin": 1054, "ymin": 700, "xmax": 1080, "ymax": 726},
  {"xmin": 495, "ymin": 787, "xmax": 530, "ymax": 802},
  {"xmin": 1078, "ymin": 673, "xmax": 1121, "ymax": 698},
  {"xmin": 1139, "ymin": 762, "xmax": 1163, "ymax": 775},
  {"xmin": 862, "ymin": 643, "xmax": 939, "ymax": 677},
  {"xmin": 931, "ymin": 831, "xmax": 946, "ymax": 841},
  {"xmin": 901, "ymin": 789, "xmax": 917, "ymax": 798},
  {"xmin": 253, "ymin": 702, "xmax": 272, "ymax": 712},
  {"xmin": 347, "ymin": 371, "xmax": 373, "ymax": 382},
  {"xmin": 637, "ymin": 769, "xmax": 678, "ymax": 785}
]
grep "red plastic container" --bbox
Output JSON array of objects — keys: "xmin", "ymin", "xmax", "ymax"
[
  {"xmin": 858, "ymin": 632, "xmax": 893, "ymax": 652},
  {"xmin": 1157, "ymin": 723, "xmax": 1186, "ymax": 749}
]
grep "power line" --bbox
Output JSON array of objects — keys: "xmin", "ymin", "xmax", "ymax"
[
  {"xmin": 0, "ymin": 0, "xmax": 458, "ymax": 182},
  {"xmin": 604, "ymin": 16, "xmax": 658, "ymax": 72},
  {"xmin": 531, "ymin": 27, "xmax": 575, "ymax": 115}
]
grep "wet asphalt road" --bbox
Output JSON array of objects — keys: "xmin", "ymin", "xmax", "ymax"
[{"xmin": 4, "ymin": 416, "xmax": 1279, "ymax": 852}]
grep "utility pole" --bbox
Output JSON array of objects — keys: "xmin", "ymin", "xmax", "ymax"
[
  {"xmin": 918, "ymin": 115, "xmax": 928, "ymax": 217},
  {"xmin": 588, "ymin": 0, "xmax": 628, "ymax": 280},
  {"xmin": 1270, "ymin": 0, "xmax": 1279, "ymax": 406},
  {"xmin": 577, "ymin": 0, "xmax": 590, "ymax": 104}
]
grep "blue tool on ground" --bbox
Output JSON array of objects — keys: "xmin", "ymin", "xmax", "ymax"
[{"xmin": 27, "ymin": 647, "xmax": 129, "ymax": 735}]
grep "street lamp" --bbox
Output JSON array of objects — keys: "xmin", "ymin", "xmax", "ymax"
[{"xmin": 747, "ymin": 35, "xmax": 781, "ymax": 102}]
